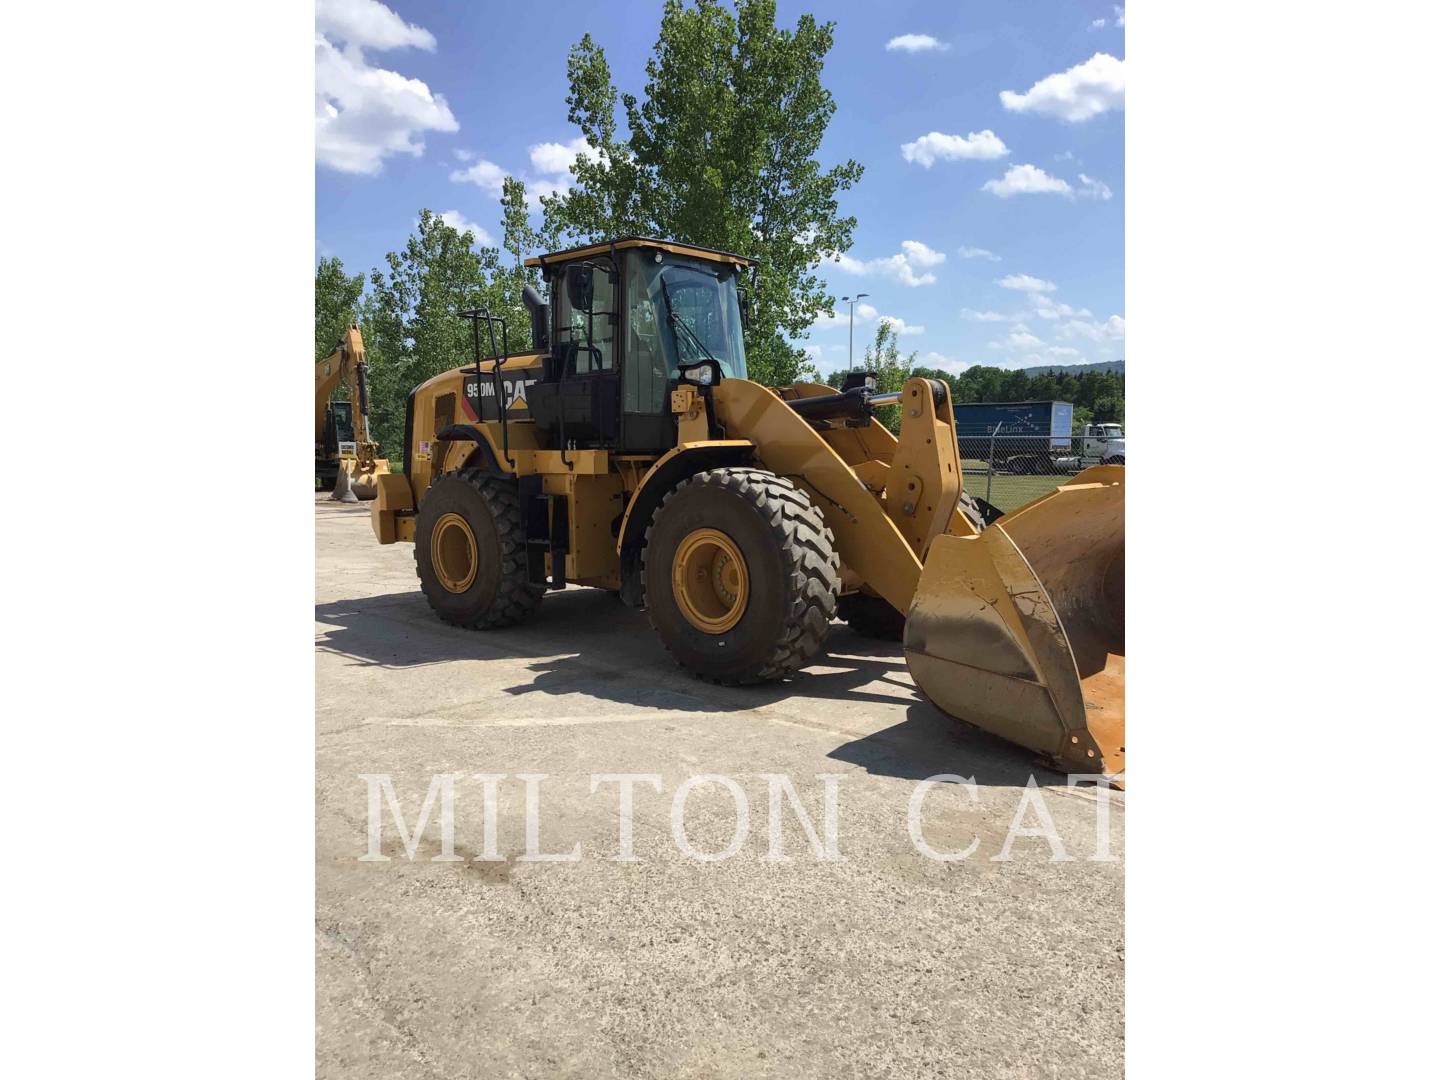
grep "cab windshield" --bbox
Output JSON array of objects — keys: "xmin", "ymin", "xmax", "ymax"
[{"xmin": 625, "ymin": 252, "xmax": 748, "ymax": 381}]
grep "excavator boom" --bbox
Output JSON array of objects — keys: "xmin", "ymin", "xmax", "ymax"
[{"xmin": 315, "ymin": 325, "xmax": 388, "ymax": 500}]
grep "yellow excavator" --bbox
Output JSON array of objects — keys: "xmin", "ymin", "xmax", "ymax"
[
  {"xmin": 316, "ymin": 325, "xmax": 389, "ymax": 501},
  {"xmin": 366, "ymin": 237, "xmax": 1124, "ymax": 783}
]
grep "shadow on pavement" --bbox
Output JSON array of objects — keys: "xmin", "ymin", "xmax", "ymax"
[
  {"xmin": 316, "ymin": 586, "xmax": 1046, "ymax": 784},
  {"xmin": 826, "ymin": 702, "xmax": 1061, "ymax": 788}
]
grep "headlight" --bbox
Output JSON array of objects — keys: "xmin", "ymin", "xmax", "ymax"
[{"xmin": 679, "ymin": 361, "xmax": 718, "ymax": 386}]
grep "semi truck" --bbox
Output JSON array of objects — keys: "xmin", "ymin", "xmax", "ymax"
[{"xmin": 953, "ymin": 400, "xmax": 1125, "ymax": 474}]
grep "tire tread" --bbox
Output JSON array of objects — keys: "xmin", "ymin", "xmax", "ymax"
[
  {"xmin": 415, "ymin": 468, "xmax": 542, "ymax": 630},
  {"xmin": 641, "ymin": 467, "xmax": 839, "ymax": 684}
]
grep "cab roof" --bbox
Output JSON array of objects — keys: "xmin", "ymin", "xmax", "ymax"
[{"xmin": 524, "ymin": 236, "xmax": 756, "ymax": 270}]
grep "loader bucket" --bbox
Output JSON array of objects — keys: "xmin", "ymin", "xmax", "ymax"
[{"xmin": 904, "ymin": 466, "xmax": 1125, "ymax": 783}]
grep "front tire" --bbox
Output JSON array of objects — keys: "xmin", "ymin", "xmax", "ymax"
[
  {"xmin": 414, "ymin": 469, "xmax": 543, "ymax": 629},
  {"xmin": 643, "ymin": 468, "xmax": 839, "ymax": 684}
]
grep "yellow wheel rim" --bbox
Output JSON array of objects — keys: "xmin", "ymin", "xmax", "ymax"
[
  {"xmin": 672, "ymin": 528, "xmax": 749, "ymax": 634},
  {"xmin": 431, "ymin": 512, "xmax": 478, "ymax": 593}
]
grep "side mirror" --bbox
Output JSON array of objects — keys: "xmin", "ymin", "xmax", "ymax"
[
  {"xmin": 738, "ymin": 289, "xmax": 752, "ymax": 331},
  {"xmin": 565, "ymin": 263, "xmax": 594, "ymax": 313}
]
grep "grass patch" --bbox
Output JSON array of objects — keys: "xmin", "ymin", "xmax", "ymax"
[{"xmin": 960, "ymin": 465, "xmax": 1073, "ymax": 514}]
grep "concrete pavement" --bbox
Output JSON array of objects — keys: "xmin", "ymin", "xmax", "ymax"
[{"xmin": 315, "ymin": 495, "xmax": 1123, "ymax": 1078}]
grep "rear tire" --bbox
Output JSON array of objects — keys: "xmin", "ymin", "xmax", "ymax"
[
  {"xmin": 643, "ymin": 467, "xmax": 839, "ymax": 684},
  {"xmin": 414, "ymin": 469, "xmax": 543, "ymax": 630}
]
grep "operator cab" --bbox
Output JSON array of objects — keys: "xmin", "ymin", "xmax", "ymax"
[
  {"xmin": 523, "ymin": 237, "xmax": 754, "ymax": 453},
  {"xmin": 322, "ymin": 400, "xmax": 354, "ymax": 457}
]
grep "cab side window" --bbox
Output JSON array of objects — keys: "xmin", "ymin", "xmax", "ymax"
[{"xmin": 556, "ymin": 262, "xmax": 617, "ymax": 375}]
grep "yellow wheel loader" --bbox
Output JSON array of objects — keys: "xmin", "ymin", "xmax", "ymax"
[
  {"xmin": 316, "ymin": 325, "xmax": 390, "ymax": 500},
  {"xmin": 367, "ymin": 238, "xmax": 1125, "ymax": 782}
]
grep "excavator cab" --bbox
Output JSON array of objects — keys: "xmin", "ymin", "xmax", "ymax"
[{"xmin": 324, "ymin": 400, "xmax": 354, "ymax": 452}]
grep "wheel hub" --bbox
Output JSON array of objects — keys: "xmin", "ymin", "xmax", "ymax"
[
  {"xmin": 432, "ymin": 512, "xmax": 478, "ymax": 593},
  {"xmin": 672, "ymin": 528, "xmax": 749, "ymax": 634}
]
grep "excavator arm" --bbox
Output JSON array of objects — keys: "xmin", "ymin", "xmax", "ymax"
[{"xmin": 315, "ymin": 325, "xmax": 388, "ymax": 499}]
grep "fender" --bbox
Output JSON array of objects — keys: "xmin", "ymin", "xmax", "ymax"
[
  {"xmin": 436, "ymin": 423, "xmax": 509, "ymax": 476},
  {"xmin": 615, "ymin": 440, "xmax": 755, "ymax": 606}
]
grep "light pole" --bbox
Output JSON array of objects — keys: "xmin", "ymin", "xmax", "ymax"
[{"xmin": 841, "ymin": 293, "xmax": 869, "ymax": 373}]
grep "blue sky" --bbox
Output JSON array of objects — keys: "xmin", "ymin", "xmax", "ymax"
[{"xmin": 316, "ymin": 0, "xmax": 1125, "ymax": 375}]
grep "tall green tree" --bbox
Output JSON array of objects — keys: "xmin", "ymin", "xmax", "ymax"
[
  {"xmin": 826, "ymin": 320, "xmax": 915, "ymax": 432},
  {"xmin": 905, "ymin": 363, "xmax": 1127, "ymax": 434},
  {"xmin": 542, "ymin": 0, "xmax": 863, "ymax": 386},
  {"xmin": 315, "ymin": 256, "xmax": 365, "ymax": 361},
  {"xmin": 361, "ymin": 210, "xmax": 519, "ymax": 463},
  {"xmin": 496, "ymin": 177, "xmax": 545, "ymax": 349}
]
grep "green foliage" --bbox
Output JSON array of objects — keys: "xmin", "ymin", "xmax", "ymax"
[
  {"xmin": 315, "ymin": 256, "xmax": 365, "ymax": 362},
  {"xmin": 542, "ymin": 0, "xmax": 863, "ymax": 386},
  {"xmin": 359, "ymin": 209, "xmax": 536, "ymax": 462},
  {"xmin": 824, "ymin": 321, "xmax": 915, "ymax": 433},
  {"xmin": 907, "ymin": 363, "xmax": 1127, "ymax": 433}
]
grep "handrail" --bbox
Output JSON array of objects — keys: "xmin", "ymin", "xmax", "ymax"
[{"xmin": 457, "ymin": 308, "xmax": 515, "ymax": 470}]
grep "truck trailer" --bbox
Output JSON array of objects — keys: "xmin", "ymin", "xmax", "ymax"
[{"xmin": 953, "ymin": 401, "xmax": 1125, "ymax": 474}]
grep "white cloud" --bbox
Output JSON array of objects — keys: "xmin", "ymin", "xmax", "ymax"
[
  {"xmin": 811, "ymin": 301, "xmax": 878, "ymax": 329},
  {"xmin": 1078, "ymin": 173, "xmax": 1113, "ymax": 200},
  {"xmin": 900, "ymin": 240, "xmax": 945, "ymax": 268},
  {"xmin": 1115, "ymin": 7, "xmax": 1126, "ymax": 28},
  {"xmin": 901, "ymin": 130, "xmax": 1009, "ymax": 167},
  {"xmin": 878, "ymin": 315, "xmax": 924, "ymax": 336},
  {"xmin": 1029, "ymin": 293, "xmax": 1092, "ymax": 320},
  {"xmin": 453, "ymin": 148, "xmax": 474, "ymax": 162},
  {"xmin": 811, "ymin": 301, "xmax": 933, "ymax": 339},
  {"xmin": 1061, "ymin": 315, "xmax": 1126, "ymax": 342},
  {"xmin": 999, "ymin": 53, "xmax": 1125, "ymax": 123},
  {"xmin": 437, "ymin": 210, "xmax": 494, "ymax": 246},
  {"xmin": 449, "ymin": 157, "xmax": 507, "ymax": 197},
  {"xmin": 1090, "ymin": 18, "xmax": 1107, "ymax": 30},
  {"xmin": 315, "ymin": 28, "xmax": 458, "ymax": 175},
  {"xmin": 529, "ymin": 137, "xmax": 594, "ymax": 176},
  {"xmin": 957, "ymin": 245, "xmax": 1000, "ymax": 261},
  {"xmin": 524, "ymin": 177, "xmax": 571, "ymax": 211},
  {"xmin": 1047, "ymin": 346, "xmax": 1082, "ymax": 358},
  {"xmin": 886, "ymin": 34, "xmax": 949, "ymax": 53},
  {"xmin": 1004, "ymin": 328, "xmax": 1044, "ymax": 348},
  {"xmin": 997, "ymin": 273, "xmax": 1057, "ymax": 293},
  {"xmin": 916, "ymin": 351, "xmax": 972, "ymax": 374},
  {"xmin": 832, "ymin": 240, "xmax": 946, "ymax": 287},
  {"xmin": 316, "ymin": 0, "xmax": 435, "ymax": 51},
  {"xmin": 983, "ymin": 164, "xmax": 1073, "ymax": 199},
  {"xmin": 962, "ymin": 308, "xmax": 1009, "ymax": 322},
  {"xmin": 447, "ymin": 137, "xmax": 591, "ymax": 210}
]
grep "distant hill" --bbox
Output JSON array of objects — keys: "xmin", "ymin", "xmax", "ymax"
[{"xmin": 1019, "ymin": 359, "xmax": 1125, "ymax": 377}]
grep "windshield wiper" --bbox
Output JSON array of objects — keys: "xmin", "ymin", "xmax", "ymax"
[{"xmin": 659, "ymin": 277, "xmax": 719, "ymax": 365}]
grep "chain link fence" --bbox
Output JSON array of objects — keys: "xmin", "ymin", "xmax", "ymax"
[{"xmin": 958, "ymin": 433, "xmax": 1127, "ymax": 514}]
